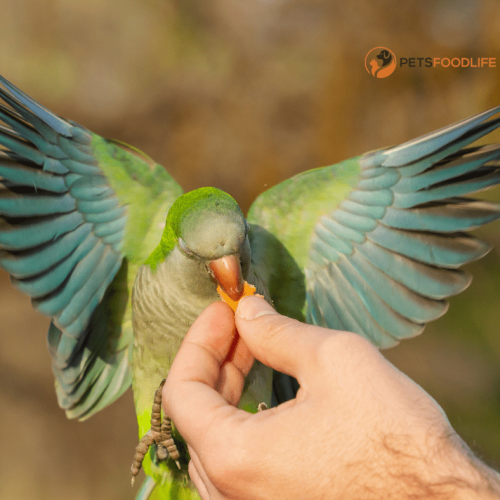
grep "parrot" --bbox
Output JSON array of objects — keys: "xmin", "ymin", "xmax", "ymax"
[{"xmin": 0, "ymin": 73, "xmax": 500, "ymax": 499}]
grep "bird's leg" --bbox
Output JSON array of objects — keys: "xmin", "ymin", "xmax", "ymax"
[
  {"xmin": 156, "ymin": 410, "xmax": 181, "ymax": 468},
  {"xmin": 257, "ymin": 402, "xmax": 268, "ymax": 412},
  {"xmin": 130, "ymin": 379, "xmax": 181, "ymax": 487}
]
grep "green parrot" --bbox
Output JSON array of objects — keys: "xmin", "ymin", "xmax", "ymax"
[{"xmin": 1, "ymin": 74, "xmax": 500, "ymax": 499}]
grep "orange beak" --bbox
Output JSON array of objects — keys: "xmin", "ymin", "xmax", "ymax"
[{"xmin": 209, "ymin": 255, "xmax": 244, "ymax": 301}]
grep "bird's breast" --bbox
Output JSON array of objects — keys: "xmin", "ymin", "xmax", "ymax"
[{"xmin": 131, "ymin": 254, "xmax": 218, "ymax": 410}]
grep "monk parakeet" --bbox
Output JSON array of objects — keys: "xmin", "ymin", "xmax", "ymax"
[{"xmin": 1, "ymin": 74, "xmax": 500, "ymax": 499}]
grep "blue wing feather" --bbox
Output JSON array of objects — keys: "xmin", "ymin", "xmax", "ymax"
[
  {"xmin": 11, "ymin": 232, "xmax": 99, "ymax": 297},
  {"xmin": 325, "ymin": 262, "xmax": 401, "ymax": 347},
  {"xmin": 0, "ymin": 223, "xmax": 92, "ymax": 277},
  {"xmin": 347, "ymin": 251, "xmax": 449, "ymax": 322},
  {"xmin": 93, "ymin": 216, "xmax": 128, "ymax": 237},
  {"xmin": 60, "ymin": 256, "xmax": 122, "ymax": 332},
  {"xmin": 383, "ymin": 200, "xmax": 500, "ymax": 232},
  {"xmin": 0, "ymin": 192, "xmax": 77, "ymax": 216},
  {"xmin": 76, "ymin": 197, "xmax": 120, "ymax": 213},
  {"xmin": 381, "ymin": 107, "xmax": 500, "ymax": 167},
  {"xmin": 367, "ymin": 225, "xmax": 490, "ymax": 268},
  {"xmin": 355, "ymin": 241, "xmax": 471, "ymax": 299},
  {"xmin": 0, "ymin": 158, "xmax": 68, "ymax": 192},
  {"xmin": 70, "ymin": 175, "xmax": 115, "ymax": 200},
  {"xmin": 83, "ymin": 205, "xmax": 127, "ymax": 223},
  {"xmin": 0, "ymin": 75, "xmax": 72, "ymax": 136},
  {"xmin": 0, "ymin": 212, "xmax": 85, "ymax": 249},
  {"xmin": 335, "ymin": 257, "xmax": 424, "ymax": 340},
  {"xmin": 394, "ymin": 146, "xmax": 500, "ymax": 192},
  {"xmin": 60, "ymin": 158, "xmax": 102, "ymax": 175},
  {"xmin": 33, "ymin": 242, "xmax": 107, "ymax": 318},
  {"xmin": 0, "ymin": 127, "xmax": 46, "ymax": 163},
  {"xmin": 392, "ymin": 170, "xmax": 500, "ymax": 208}
]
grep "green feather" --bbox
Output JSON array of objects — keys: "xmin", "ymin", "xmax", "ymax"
[{"xmin": 92, "ymin": 136, "xmax": 183, "ymax": 269}]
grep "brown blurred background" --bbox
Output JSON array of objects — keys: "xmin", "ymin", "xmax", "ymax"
[{"xmin": 1, "ymin": 0, "xmax": 500, "ymax": 498}]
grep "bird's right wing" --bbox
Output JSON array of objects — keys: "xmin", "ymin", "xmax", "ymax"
[{"xmin": 0, "ymin": 75, "xmax": 183, "ymax": 419}]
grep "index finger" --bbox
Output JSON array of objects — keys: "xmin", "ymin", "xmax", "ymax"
[{"xmin": 162, "ymin": 301, "xmax": 253, "ymax": 446}]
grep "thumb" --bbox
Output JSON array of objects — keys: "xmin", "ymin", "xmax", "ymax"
[{"xmin": 235, "ymin": 295, "xmax": 329, "ymax": 380}]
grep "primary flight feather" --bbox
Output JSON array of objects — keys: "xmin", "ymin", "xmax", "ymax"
[{"xmin": 0, "ymin": 74, "xmax": 499, "ymax": 499}]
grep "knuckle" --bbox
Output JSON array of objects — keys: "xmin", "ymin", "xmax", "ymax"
[
  {"xmin": 322, "ymin": 330, "xmax": 377, "ymax": 360},
  {"xmin": 313, "ymin": 330, "xmax": 380, "ymax": 382}
]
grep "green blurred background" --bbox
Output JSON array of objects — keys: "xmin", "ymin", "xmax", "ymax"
[{"xmin": 1, "ymin": 0, "xmax": 500, "ymax": 498}]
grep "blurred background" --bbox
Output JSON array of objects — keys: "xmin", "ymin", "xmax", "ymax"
[{"xmin": 1, "ymin": 0, "xmax": 500, "ymax": 498}]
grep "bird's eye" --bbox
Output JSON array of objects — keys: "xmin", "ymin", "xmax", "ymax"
[{"xmin": 178, "ymin": 238, "xmax": 197, "ymax": 259}]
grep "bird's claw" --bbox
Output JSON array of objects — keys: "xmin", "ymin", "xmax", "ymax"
[{"xmin": 130, "ymin": 379, "xmax": 181, "ymax": 487}]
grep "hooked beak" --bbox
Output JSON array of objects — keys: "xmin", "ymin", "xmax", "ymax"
[{"xmin": 209, "ymin": 255, "xmax": 244, "ymax": 301}]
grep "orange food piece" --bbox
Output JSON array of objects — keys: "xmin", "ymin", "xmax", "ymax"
[{"xmin": 217, "ymin": 281, "xmax": 257, "ymax": 312}]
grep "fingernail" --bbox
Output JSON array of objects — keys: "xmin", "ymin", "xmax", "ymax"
[{"xmin": 236, "ymin": 295, "xmax": 277, "ymax": 320}]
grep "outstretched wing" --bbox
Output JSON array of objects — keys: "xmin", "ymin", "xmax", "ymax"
[
  {"xmin": 249, "ymin": 106, "xmax": 500, "ymax": 348},
  {"xmin": 0, "ymin": 76, "xmax": 183, "ymax": 419}
]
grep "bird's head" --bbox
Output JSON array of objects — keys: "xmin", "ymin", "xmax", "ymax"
[{"xmin": 156, "ymin": 187, "xmax": 250, "ymax": 301}]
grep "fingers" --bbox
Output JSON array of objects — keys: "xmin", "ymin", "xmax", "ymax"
[
  {"xmin": 235, "ymin": 295, "xmax": 331, "ymax": 380},
  {"xmin": 188, "ymin": 446, "xmax": 212, "ymax": 500},
  {"xmin": 216, "ymin": 322, "xmax": 255, "ymax": 405},
  {"xmin": 188, "ymin": 460, "xmax": 209, "ymax": 500},
  {"xmin": 163, "ymin": 301, "xmax": 253, "ymax": 448},
  {"xmin": 216, "ymin": 360, "xmax": 248, "ymax": 407}
]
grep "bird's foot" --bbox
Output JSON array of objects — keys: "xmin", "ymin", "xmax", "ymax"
[{"xmin": 130, "ymin": 379, "xmax": 181, "ymax": 487}]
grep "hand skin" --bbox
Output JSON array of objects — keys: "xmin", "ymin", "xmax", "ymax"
[{"xmin": 163, "ymin": 296, "xmax": 500, "ymax": 500}]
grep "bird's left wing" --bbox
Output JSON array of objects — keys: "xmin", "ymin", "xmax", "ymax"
[
  {"xmin": 248, "ymin": 106, "xmax": 500, "ymax": 348},
  {"xmin": 0, "ymin": 76, "xmax": 183, "ymax": 419}
]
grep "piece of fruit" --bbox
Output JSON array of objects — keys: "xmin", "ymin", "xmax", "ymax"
[{"xmin": 217, "ymin": 281, "xmax": 257, "ymax": 312}]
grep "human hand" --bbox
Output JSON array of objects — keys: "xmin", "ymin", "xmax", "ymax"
[{"xmin": 163, "ymin": 296, "xmax": 500, "ymax": 499}]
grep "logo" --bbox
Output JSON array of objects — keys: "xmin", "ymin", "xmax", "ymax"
[
  {"xmin": 365, "ymin": 47, "xmax": 397, "ymax": 78},
  {"xmin": 365, "ymin": 47, "xmax": 496, "ymax": 77}
]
